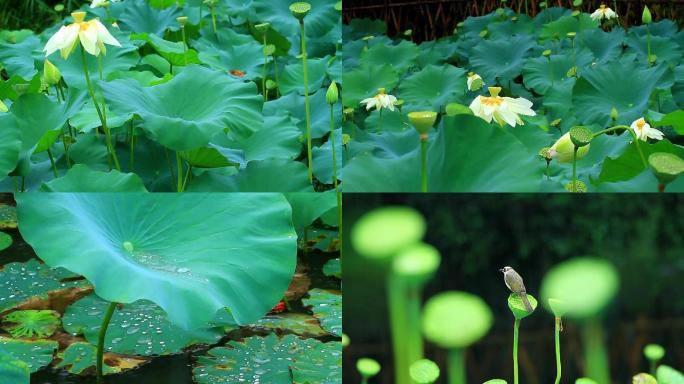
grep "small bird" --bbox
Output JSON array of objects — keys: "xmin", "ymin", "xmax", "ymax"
[{"xmin": 500, "ymin": 266, "xmax": 533, "ymax": 312}]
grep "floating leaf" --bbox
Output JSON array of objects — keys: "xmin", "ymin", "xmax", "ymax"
[
  {"xmin": 249, "ymin": 313, "xmax": 329, "ymax": 338},
  {"xmin": 0, "ymin": 232, "xmax": 11, "ymax": 252},
  {"xmin": 2, "ymin": 310, "xmax": 60, "ymax": 338},
  {"xmin": 303, "ymin": 289, "xmax": 341, "ymax": 337},
  {"xmin": 39, "ymin": 164, "xmax": 148, "ymax": 192},
  {"xmin": 0, "ymin": 205, "xmax": 17, "ymax": 229},
  {"xmin": 55, "ymin": 342, "xmax": 146, "ymax": 375},
  {"xmin": 0, "ymin": 352, "xmax": 29, "ymax": 384},
  {"xmin": 323, "ymin": 259, "xmax": 341, "ymax": 278},
  {"xmin": 0, "ymin": 337, "xmax": 58, "ymax": 373}
]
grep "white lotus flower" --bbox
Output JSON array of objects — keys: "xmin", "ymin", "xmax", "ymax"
[
  {"xmin": 590, "ymin": 4, "xmax": 618, "ymax": 21},
  {"xmin": 468, "ymin": 87, "xmax": 536, "ymax": 128},
  {"xmin": 360, "ymin": 88, "xmax": 397, "ymax": 112},
  {"xmin": 44, "ymin": 11, "xmax": 121, "ymax": 59},
  {"xmin": 631, "ymin": 117, "xmax": 663, "ymax": 142},
  {"xmin": 90, "ymin": 0, "xmax": 108, "ymax": 7},
  {"xmin": 467, "ymin": 72, "xmax": 483, "ymax": 91}
]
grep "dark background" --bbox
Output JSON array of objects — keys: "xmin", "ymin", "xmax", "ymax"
[
  {"xmin": 343, "ymin": 0, "xmax": 684, "ymax": 42},
  {"xmin": 343, "ymin": 194, "xmax": 684, "ymax": 383}
]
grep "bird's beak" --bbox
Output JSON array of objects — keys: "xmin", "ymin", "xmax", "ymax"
[{"xmin": 499, "ymin": 268, "xmax": 504, "ymax": 273}]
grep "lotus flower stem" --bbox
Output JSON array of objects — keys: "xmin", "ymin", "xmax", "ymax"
[
  {"xmin": 513, "ymin": 318, "xmax": 520, "ymax": 384},
  {"xmin": 330, "ymin": 104, "xmax": 342, "ymax": 242},
  {"xmin": 299, "ymin": 19, "xmax": 313, "ymax": 184},
  {"xmin": 388, "ymin": 275, "xmax": 423, "ymax": 384},
  {"xmin": 447, "ymin": 347, "xmax": 466, "ymax": 384},
  {"xmin": 80, "ymin": 47, "xmax": 121, "ymax": 171},
  {"xmin": 47, "ymin": 149, "xmax": 58, "ymax": 178},
  {"xmin": 420, "ymin": 136, "xmax": 428, "ymax": 192},
  {"xmin": 96, "ymin": 301, "xmax": 117, "ymax": 384},
  {"xmin": 554, "ymin": 316, "xmax": 562, "ymax": 384}
]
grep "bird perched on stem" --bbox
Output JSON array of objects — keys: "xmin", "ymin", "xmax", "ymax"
[{"xmin": 500, "ymin": 266, "xmax": 533, "ymax": 312}]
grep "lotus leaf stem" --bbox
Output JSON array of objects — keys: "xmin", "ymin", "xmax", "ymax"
[
  {"xmin": 181, "ymin": 25, "xmax": 188, "ymax": 65},
  {"xmin": 176, "ymin": 151, "xmax": 183, "ymax": 192},
  {"xmin": 571, "ymin": 146, "xmax": 578, "ymax": 191},
  {"xmin": 299, "ymin": 19, "xmax": 313, "ymax": 184},
  {"xmin": 447, "ymin": 347, "xmax": 466, "ymax": 384},
  {"xmin": 555, "ymin": 316, "xmax": 562, "ymax": 384},
  {"xmin": 47, "ymin": 149, "xmax": 58, "ymax": 178},
  {"xmin": 97, "ymin": 301, "xmax": 117, "ymax": 384},
  {"xmin": 210, "ymin": 5, "xmax": 217, "ymax": 33},
  {"xmin": 330, "ymin": 104, "xmax": 342, "ymax": 243},
  {"xmin": 80, "ymin": 46, "xmax": 121, "ymax": 171},
  {"xmin": 182, "ymin": 165, "xmax": 193, "ymax": 192},
  {"xmin": 273, "ymin": 55, "xmax": 280, "ymax": 98},
  {"xmin": 513, "ymin": 318, "xmax": 520, "ymax": 384},
  {"xmin": 388, "ymin": 275, "xmax": 423, "ymax": 384},
  {"xmin": 420, "ymin": 137, "xmax": 428, "ymax": 192},
  {"xmin": 646, "ymin": 24, "xmax": 651, "ymax": 66}
]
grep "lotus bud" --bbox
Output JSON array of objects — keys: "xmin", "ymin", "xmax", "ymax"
[
  {"xmin": 43, "ymin": 58, "xmax": 61, "ymax": 86},
  {"xmin": 265, "ymin": 79, "xmax": 277, "ymax": 90},
  {"xmin": 71, "ymin": 11, "xmax": 86, "ymax": 23},
  {"xmin": 569, "ymin": 125, "xmax": 593, "ymax": 147},
  {"xmin": 176, "ymin": 16, "xmax": 188, "ymax": 27},
  {"xmin": 543, "ymin": 49, "xmax": 552, "ymax": 57},
  {"xmin": 648, "ymin": 152, "xmax": 684, "ymax": 187},
  {"xmin": 326, "ymin": 81, "xmax": 339, "ymax": 105},
  {"xmin": 342, "ymin": 133, "xmax": 351, "ymax": 146},
  {"xmin": 610, "ymin": 107, "xmax": 618, "ymax": 121},
  {"xmin": 0, "ymin": 99, "xmax": 8, "ymax": 113},
  {"xmin": 404, "ymin": 29, "xmax": 412, "ymax": 37},
  {"xmin": 565, "ymin": 180, "xmax": 587, "ymax": 193},
  {"xmin": 289, "ymin": 2, "xmax": 311, "ymax": 21},
  {"xmin": 642, "ymin": 5, "xmax": 652, "ymax": 24},
  {"xmin": 539, "ymin": 147, "xmax": 553, "ymax": 161},
  {"xmin": 408, "ymin": 111, "xmax": 437, "ymax": 140},
  {"xmin": 549, "ymin": 132, "xmax": 590, "ymax": 163}
]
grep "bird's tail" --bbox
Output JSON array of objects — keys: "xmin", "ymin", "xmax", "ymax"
[{"xmin": 520, "ymin": 292, "xmax": 533, "ymax": 312}]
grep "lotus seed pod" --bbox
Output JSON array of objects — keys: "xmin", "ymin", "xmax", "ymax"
[
  {"xmin": 410, "ymin": 359, "xmax": 440, "ymax": 384},
  {"xmin": 565, "ymin": 180, "xmax": 587, "ymax": 193},
  {"xmin": 289, "ymin": 2, "xmax": 311, "ymax": 21},
  {"xmin": 43, "ymin": 59, "xmax": 62, "ymax": 86},
  {"xmin": 254, "ymin": 22, "xmax": 270, "ymax": 33},
  {"xmin": 265, "ymin": 79, "xmax": 277, "ymax": 90},
  {"xmin": 326, "ymin": 81, "xmax": 339, "ymax": 105},
  {"xmin": 644, "ymin": 344, "xmax": 665, "ymax": 361},
  {"xmin": 642, "ymin": 5, "xmax": 652, "ymax": 24},
  {"xmin": 351, "ymin": 206, "xmax": 425, "ymax": 260},
  {"xmin": 543, "ymin": 49, "xmax": 552, "ymax": 57},
  {"xmin": 392, "ymin": 242, "xmax": 441, "ymax": 286},
  {"xmin": 633, "ymin": 373, "xmax": 657, "ymax": 384},
  {"xmin": 539, "ymin": 147, "xmax": 552, "ymax": 161},
  {"xmin": 569, "ymin": 126, "xmax": 592, "ymax": 147},
  {"xmin": 263, "ymin": 44, "xmax": 276, "ymax": 56},
  {"xmin": 71, "ymin": 11, "xmax": 86, "ymax": 23},
  {"xmin": 408, "ymin": 111, "xmax": 438, "ymax": 136},
  {"xmin": 176, "ymin": 16, "xmax": 188, "ymax": 27},
  {"xmin": 567, "ymin": 32, "xmax": 576, "ymax": 39},
  {"xmin": 648, "ymin": 152, "xmax": 684, "ymax": 185},
  {"xmin": 356, "ymin": 358, "xmax": 381, "ymax": 379}
]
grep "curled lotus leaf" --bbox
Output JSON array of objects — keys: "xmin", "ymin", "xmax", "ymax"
[
  {"xmin": 2, "ymin": 310, "xmax": 61, "ymax": 338},
  {"xmin": 303, "ymin": 288, "xmax": 342, "ymax": 337}
]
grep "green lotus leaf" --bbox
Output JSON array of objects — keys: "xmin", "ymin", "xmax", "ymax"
[
  {"xmin": 39, "ymin": 164, "xmax": 148, "ymax": 192},
  {"xmin": 193, "ymin": 334, "xmax": 341, "ymax": 383},
  {"xmin": 653, "ymin": 110, "xmax": 684, "ymax": 134},
  {"xmin": 598, "ymin": 139, "xmax": 683, "ymax": 184},
  {"xmin": 188, "ymin": 160, "xmax": 313, "ymax": 192},
  {"xmin": 0, "ymin": 35, "xmax": 42, "ymax": 79},
  {"xmin": 631, "ymin": 20, "xmax": 681, "ymax": 39},
  {"xmin": 344, "ymin": 115, "xmax": 542, "ymax": 192},
  {"xmin": 16, "ymin": 193, "xmax": 297, "ymax": 329},
  {"xmin": 68, "ymin": 99, "xmax": 128, "ymax": 133},
  {"xmin": 279, "ymin": 58, "xmax": 328, "ymax": 96},
  {"xmin": 0, "ymin": 259, "xmax": 90, "ymax": 313},
  {"xmin": 9, "ymin": 93, "xmax": 77, "ymax": 152},
  {"xmin": 131, "ymin": 33, "xmax": 200, "ymax": 66},
  {"xmin": 359, "ymin": 40, "xmax": 419, "ymax": 75},
  {"xmin": 51, "ymin": 44, "xmax": 139, "ymax": 90},
  {"xmin": 657, "ymin": 365, "xmax": 684, "ymax": 384},
  {"xmin": 264, "ymin": 88, "xmax": 341, "ymax": 138},
  {"xmin": 0, "ymin": 352, "xmax": 29, "ymax": 384},
  {"xmin": 312, "ymin": 128, "xmax": 344, "ymax": 184},
  {"xmin": 286, "ymin": 191, "xmax": 337, "ymax": 231},
  {"xmin": 0, "ymin": 205, "xmax": 17, "ymax": 229},
  {"xmin": 507, "ymin": 293, "xmax": 538, "ymax": 320},
  {"xmin": 0, "ymin": 232, "xmax": 11, "ymax": 252},
  {"xmin": 2, "ymin": 310, "xmax": 60, "ymax": 338},
  {"xmin": 303, "ymin": 288, "xmax": 341, "ymax": 337},
  {"xmin": 54, "ymin": 342, "xmax": 122, "ymax": 375},
  {"xmin": 248, "ymin": 22, "xmax": 293, "ymax": 57},
  {"xmin": 626, "ymin": 35, "xmax": 683, "ymax": 66},
  {"xmin": 540, "ymin": 257, "xmax": 619, "ymax": 319},
  {"xmin": 674, "ymin": 65, "xmax": 684, "ymax": 109},
  {"xmin": 576, "ymin": 28, "xmax": 625, "ymax": 63},
  {"xmin": 415, "ymin": 40, "xmax": 458, "ymax": 68},
  {"xmin": 33, "ymin": 129, "xmax": 61, "ymax": 154},
  {"xmin": 253, "ymin": 0, "xmax": 339, "ymax": 46},
  {"xmin": 422, "ymin": 291, "xmax": 493, "ymax": 349},
  {"xmin": 323, "ymin": 258, "xmax": 341, "ymax": 278},
  {"xmin": 179, "ymin": 146, "xmax": 237, "ymax": 169},
  {"xmin": 572, "ymin": 60, "xmax": 674, "ymax": 127},
  {"xmin": 0, "ymin": 337, "xmax": 58, "ymax": 373},
  {"xmin": 468, "ymin": 35, "xmax": 535, "ymax": 84},
  {"xmin": 346, "ymin": 18, "xmax": 387, "ymax": 37},
  {"xmin": 522, "ymin": 52, "xmax": 591, "ymax": 95},
  {"xmin": 248, "ymin": 313, "xmax": 329, "ymax": 338},
  {"xmin": 101, "ymin": 65, "xmax": 263, "ymax": 151},
  {"xmin": 118, "ymin": 0, "xmax": 181, "ymax": 35},
  {"xmin": 0, "ymin": 114, "xmax": 21, "ymax": 182},
  {"xmin": 242, "ymin": 115, "xmax": 302, "ymax": 162},
  {"xmin": 397, "ymin": 64, "xmax": 467, "ymax": 110},
  {"xmin": 63, "ymin": 294, "xmax": 223, "ymax": 356},
  {"xmin": 199, "ymin": 42, "xmax": 269, "ymax": 82},
  {"xmin": 342, "ymin": 64, "xmax": 399, "ymax": 109},
  {"xmin": 539, "ymin": 14, "xmax": 599, "ymax": 41},
  {"xmin": 0, "ymin": 74, "xmax": 41, "ymax": 102}
]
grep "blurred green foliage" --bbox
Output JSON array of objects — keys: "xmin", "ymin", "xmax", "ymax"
[{"xmin": 0, "ymin": 0, "xmax": 89, "ymax": 32}]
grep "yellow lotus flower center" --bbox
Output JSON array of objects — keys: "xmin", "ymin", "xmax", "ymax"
[
  {"xmin": 488, "ymin": 86, "xmax": 502, "ymax": 97},
  {"xmin": 636, "ymin": 119, "xmax": 646, "ymax": 130},
  {"xmin": 377, "ymin": 88, "xmax": 386, "ymax": 95},
  {"xmin": 468, "ymin": 72, "xmax": 475, "ymax": 77},
  {"xmin": 600, "ymin": 4, "xmax": 606, "ymax": 10},
  {"xmin": 480, "ymin": 96, "xmax": 503, "ymax": 107},
  {"xmin": 71, "ymin": 11, "xmax": 87, "ymax": 23},
  {"xmin": 79, "ymin": 22, "xmax": 91, "ymax": 31}
]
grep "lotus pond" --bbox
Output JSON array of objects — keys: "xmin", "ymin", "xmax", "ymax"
[
  {"xmin": 342, "ymin": 4, "xmax": 684, "ymax": 192},
  {"xmin": 0, "ymin": 192, "xmax": 342, "ymax": 383},
  {"xmin": 0, "ymin": 0, "xmax": 342, "ymax": 193}
]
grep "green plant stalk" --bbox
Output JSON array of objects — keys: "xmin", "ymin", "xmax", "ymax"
[
  {"xmin": 650, "ymin": 360, "xmax": 657, "ymax": 375},
  {"xmin": 554, "ymin": 317, "xmax": 562, "ymax": 384},
  {"xmin": 447, "ymin": 347, "xmax": 466, "ymax": 384},
  {"xmin": 387, "ymin": 275, "xmax": 423, "ymax": 384},
  {"xmin": 299, "ymin": 20, "xmax": 313, "ymax": 184},
  {"xmin": 592, "ymin": 125, "xmax": 647, "ymax": 168},
  {"xmin": 513, "ymin": 318, "xmax": 520, "ymax": 384},
  {"xmin": 571, "ymin": 146, "xmax": 578, "ymax": 191},
  {"xmin": 61, "ymin": 130, "xmax": 71, "ymax": 168},
  {"xmin": 210, "ymin": 5, "xmax": 217, "ymax": 33},
  {"xmin": 47, "ymin": 148, "xmax": 58, "ymax": 178},
  {"xmin": 571, "ymin": 39, "xmax": 576, "ymax": 70},
  {"xmin": 273, "ymin": 55, "xmax": 280, "ymax": 98},
  {"xmin": 646, "ymin": 24, "xmax": 651, "ymax": 66},
  {"xmin": 98, "ymin": 54, "xmax": 103, "ymax": 80},
  {"xmin": 80, "ymin": 47, "xmax": 121, "ymax": 171},
  {"xmin": 96, "ymin": 301, "xmax": 117, "ymax": 384},
  {"xmin": 524, "ymin": 0, "xmax": 528, "ymax": 14},
  {"xmin": 181, "ymin": 165, "xmax": 193, "ymax": 192},
  {"xmin": 330, "ymin": 105, "xmax": 342, "ymax": 243},
  {"xmin": 129, "ymin": 121, "xmax": 135, "ymax": 171},
  {"xmin": 361, "ymin": 378, "xmax": 369, "ymax": 384},
  {"xmin": 262, "ymin": 34, "xmax": 268, "ymax": 101},
  {"xmin": 181, "ymin": 25, "xmax": 188, "ymax": 65},
  {"xmin": 175, "ymin": 152, "xmax": 183, "ymax": 192},
  {"xmin": 420, "ymin": 137, "xmax": 428, "ymax": 192},
  {"xmin": 581, "ymin": 319, "xmax": 611, "ymax": 384},
  {"xmin": 548, "ymin": 57, "xmax": 554, "ymax": 86}
]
